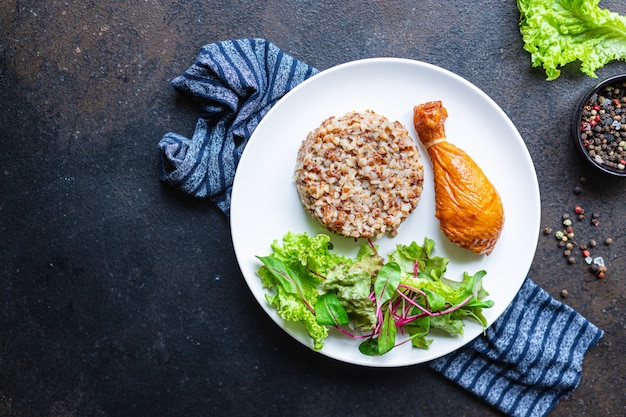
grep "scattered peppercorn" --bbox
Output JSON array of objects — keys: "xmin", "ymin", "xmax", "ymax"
[
  {"xmin": 560, "ymin": 289, "xmax": 569, "ymax": 298},
  {"xmin": 542, "ymin": 201, "xmax": 613, "ymax": 279}
]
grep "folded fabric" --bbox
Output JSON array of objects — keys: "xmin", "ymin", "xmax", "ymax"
[
  {"xmin": 430, "ymin": 278, "xmax": 602, "ymax": 417},
  {"xmin": 158, "ymin": 38, "xmax": 603, "ymax": 417},
  {"xmin": 158, "ymin": 38, "xmax": 318, "ymax": 213}
]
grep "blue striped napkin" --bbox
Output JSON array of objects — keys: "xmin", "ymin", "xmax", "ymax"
[
  {"xmin": 158, "ymin": 38, "xmax": 603, "ymax": 417},
  {"xmin": 158, "ymin": 38, "xmax": 318, "ymax": 213},
  {"xmin": 430, "ymin": 278, "xmax": 603, "ymax": 416}
]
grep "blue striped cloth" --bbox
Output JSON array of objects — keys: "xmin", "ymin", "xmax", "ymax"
[
  {"xmin": 159, "ymin": 38, "xmax": 318, "ymax": 213},
  {"xmin": 430, "ymin": 278, "xmax": 603, "ymax": 416},
  {"xmin": 158, "ymin": 39, "xmax": 603, "ymax": 417}
]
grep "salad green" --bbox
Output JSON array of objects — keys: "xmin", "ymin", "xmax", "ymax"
[
  {"xmin": 517, "ymin": 0, "xmax": 626, "ymax": 80},
  {"xmin": 257, "ymin": 232, "xmax": 494, "ymax": 355}
]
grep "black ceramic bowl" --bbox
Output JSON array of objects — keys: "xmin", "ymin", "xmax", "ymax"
[{"xmin": 573, "ymin": 74, "xmax": 626, "ymax": 177}]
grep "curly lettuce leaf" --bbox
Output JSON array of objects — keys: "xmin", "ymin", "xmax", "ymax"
[
  {"xmin": 517, "ymin": 0, "xmax": 626, "ymax": 80},
  {"xmin": 265, "ymin": 291, "xmax": 328, "ymax": 350},
  {"xmin": 268, "ymin": 231, "xmax": 350, "ymax": 279},
  {"xmin": 257, "ymin": 232, "xmax": 351, "ymax": 350}
]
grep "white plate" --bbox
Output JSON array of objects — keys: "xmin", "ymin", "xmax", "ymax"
[{"xmin": 231, "ymin": 58, "xmax": 540, "ymax": 367}]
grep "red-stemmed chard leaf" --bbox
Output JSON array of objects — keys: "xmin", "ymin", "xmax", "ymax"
[{"xmin": 314, "ymin": 293, "xmax": 349, "ymax": 326}]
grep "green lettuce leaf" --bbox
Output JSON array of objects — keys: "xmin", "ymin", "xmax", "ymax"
[
  {"xmin": 389, "ymin": 238, "xmax": 449, "ymax": 281},
  {"xmin": 314, "ymin": 293, "xmax": 350, "ymax": 326},
  {"xmin": 269, "ymin": 232, "xmax": 351, "ymax": 280},
  {"xmin": 517, "ymin": 0, "xmax": 626, "ymax": 80},
  {"xmin": 318, "ymin": 266, "xmax": 378, "ymax": 331},
  {"xmin": 265, "ymin": 291, "xmax": 328, "ymax": 350},
  {"xmin": 405, "ymin": 316, "xmax": 433, "ymax": 349},
  {"xmin": 257, "ymin": 232, "xmax": 494, "ymax": 355},
  {"xmin": 257, "ymin": 232, "xmax": 351, "ymax": 350},
  {"xmin": 430, "ymin": 315, "xmax": 465, "ymax": 337},
  {"xmin": 317, "ymin": 241, "xmax": 382, "ymax": 331},
  {"xmin": 388, "ymin": 241, "xmax": 494, "ymax": 351}
]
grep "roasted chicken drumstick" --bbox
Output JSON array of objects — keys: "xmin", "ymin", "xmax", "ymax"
[{"xmin": 413, "ymin": 101, "xmax": 504, "ymax": 256}]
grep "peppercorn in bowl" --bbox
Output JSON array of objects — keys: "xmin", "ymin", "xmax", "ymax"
[{"xmin": 573, "ymin": 74, "xmax": 626, "ymax": 177}]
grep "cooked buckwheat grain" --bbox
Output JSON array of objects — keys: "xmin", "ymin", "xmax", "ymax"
[{"xmin": 295, "ymin": 110, "xmax": 424, "ymax": 239}]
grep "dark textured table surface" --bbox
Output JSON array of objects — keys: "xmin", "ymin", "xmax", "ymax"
[{"xmin": 1, "ymin": 1, "xmax": 625, "ymax": 416}]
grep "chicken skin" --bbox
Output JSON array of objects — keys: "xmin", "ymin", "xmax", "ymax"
[{"xmin": 413, "ymin": 101, "xmax": 504, "ymax": 255}]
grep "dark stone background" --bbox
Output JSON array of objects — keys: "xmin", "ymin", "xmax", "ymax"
[{"xmin": 1, "ymin": 1, "xmax": 624, "ymax": 416}]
